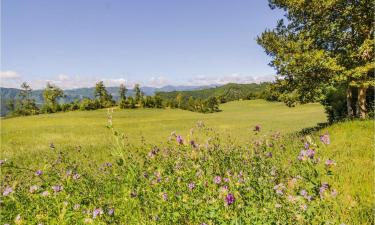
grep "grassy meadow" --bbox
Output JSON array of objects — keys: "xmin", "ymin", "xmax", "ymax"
[
  {"xmin": 1, "ymin": 100, "xmax": 326, "ymax": 164},
  {"xmin": 1, "ymin": 100, "xmax": 373, "ymax": 224}
]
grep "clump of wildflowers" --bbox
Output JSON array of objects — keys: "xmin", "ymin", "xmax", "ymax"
[
  {"xmin": 214, "ymin": 176, "xmax": 222, "ymax": 184},
  {"xmin": 52, "ymin": 185, "xmax": 63, "ymax": 193},
  {"xmin": 273, "ymin": 183, "xmax": 285, "ymax": 195},
  {"xmin": 188, "ymin": 183, "xmax": 195, "ymax": 190},
  {"xmin": 176, "ymin": 135, "xmax": 184, "ymax": 145},
  {"xmin": 92, "ymin": 208, "xmax": 103, "ymax": 218},
  {"xmin": 320, "ymin": 133, "xmax": 330, "ymax": 145},
  {"xmin": 3, "ymin": 187, "xmax": 13, "ymax": 196}
]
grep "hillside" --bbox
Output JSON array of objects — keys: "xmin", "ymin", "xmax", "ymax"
[{"xmin": 157, "ymin": 82, "xmax": 268, "ymax": 102}]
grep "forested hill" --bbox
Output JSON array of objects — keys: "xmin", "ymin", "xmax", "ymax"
[{"xmin": 157, "ymin": 83, "xmax": 269, "ymax": 103}]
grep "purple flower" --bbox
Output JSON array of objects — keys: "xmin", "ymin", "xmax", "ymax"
[
  {"xmin": 73, "ymin": 173, "xmax": 81, "ymax": 180},
  {"xmin": 224, "ymin": 178, "xmax": 230, "ymax": 183},
  {"xmin": 35, "ymin": 170, "xmax": 43, "ymax": 176},
  {"xmin": 52, "ymin": 185, "xmax": 63, "ymax": 193},
  {"xmin": 225, "ymin": 193, "xmax": 235, "ymax": 205},
  {"xmin": 108, "ymin": 208, "xmax": 114, "ymax": 215},
  {"xmin": 320, "ymin": 133, "xmax": 330, "ymax": 145},
  {"xmin": 331, "ymin": 189, "xmax": 338, "ymax": 197},
  {"xmin": 41, "ymin": 191, "xmax": 50, "ymax": 196},
  {"xmin": 266, "ymin": 152, "xmax": 273, "ymax": 158},
  {"xmin": 300, "ymin": 189, "xmax": 307, "ymax": 197},
  {"xmin": 188, "ymin": 183, "xmax": 195, "ymax": 190},
  {"xmin": 162, "ymin": 192, "xmax": 168, "ymax": 201},
  {"xmin": 273, "ymin": 183, "xmax": 285, "ymax": 195},
  {"xmin": 214, "ymin": 176, "xmax": 222, "ymax": 184},
  {"xmin": 319, "ymin": 182, "xmax": 329, "ymax": 198},
  {"xmin": 176, "ymin": 135, "xmax": 184, "ymax": 145},
  {"xmin": 0, "ymin": 159, "xmax": 6, "ymax": 166},
  {"xmin": 254, "ymin": 125, "xmax": 261, "ymax": 132},
  {"xmin": 298, "ymin": 149, "xmax": 315, "ymax": 161},
  {"xmin": 325, "ymin": 159, "xmax": 335, "ymax": 167},
  {"xmin": 304, "ymin": 142, "xmax": 310, "ymax": 149},
  {"xmin": 92, "ymin": 208, "xmax": 103, "ymax": 218},
  {"xmin": 2, "ymin": 187, "xmax": 13, "ymax": 196}
]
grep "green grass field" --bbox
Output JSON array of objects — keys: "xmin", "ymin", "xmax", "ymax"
[
  {"xmin": 1, "ymin": 100, "xmax": 326, "ymax": 163},
  {"xmin": 1, "ymin": 100, "xmax": 373, "ymax": 224}
]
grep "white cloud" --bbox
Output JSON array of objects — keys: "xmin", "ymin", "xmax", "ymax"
[
  {"xmin": 58, "ymin": 74, "xmax": 70, "ymax": 81},
  {"xmin": 147, "ymin": 76, "xmax": 169, "ymax": 87},
  {"xmin": 0, "ymin": 71, "xmax": 21, "ymax": 79},
  {"xmin": 185, "ymin": 74, "xmax": 275, "ymax": 86}
]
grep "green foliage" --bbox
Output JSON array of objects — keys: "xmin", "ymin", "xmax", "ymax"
[
  {"xmin": 42, "ymin": 82, "xmax": 64, "ymax": 113},
  {"xmin": 258, "ymin": 0, "xmax": 374, "ymax": 118},
  {"xmin": 94, "ymin": 81, "xmax": 114, "ymax": 108},
  {"xmin": 9, "ymin": 82, "xmax": 39, "ymax": 116},
  {"xmin": 79, "ymin": 98, "xmax": 101, "ymax": 111}
]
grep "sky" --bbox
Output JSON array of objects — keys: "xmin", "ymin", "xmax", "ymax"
[{"xmin": 1, "ymin": 0, "xmax": 284, "ymax": 89}]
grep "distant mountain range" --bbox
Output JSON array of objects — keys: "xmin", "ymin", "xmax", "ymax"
[{"xmin": 0, "ymin": 84, "xmax": 218, "ymax": 116}]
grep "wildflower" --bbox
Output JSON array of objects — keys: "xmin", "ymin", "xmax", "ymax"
[
  {"xmin": 320, "ymin": 133, "xmax": 330, "ymax": 145},
  {"xmin": 188, "ymin": 183, "xmax": 195, "ymax": 190},
  {"xmin": 304, "ymin": 142, "xmax": 310, "ymax": 149},
  {"xmin": 52, "ymin": 185, "xmax": 63, "ymax": 193},
  {"xmin": 73, "ymin": 173, "xmax": 81, "ymax": 180},
  {"xmin": 3, "ymin": 187, "xmax": 13, "ymax": 196},
  {"xmin": 300, "ymin": 189, "xmax": 307, "ymax": 197},
  {"xmin": 148, "ymin": 147, "xmax": 160, "ymax": 158},
  {"xmin": 325, "ymin": 159, "xmax": 335, "ymax": 167},
  {"xmin": 92, "ymin": 208, "xmax": 103, "ymax": 218},
  {"xmin": 287, "ymin": 195, "xmax": 297, "ymax": 203},
  {"xmin": 300, "ymin": 204, "xmax": 308, "ymax": 211},
  {"xmin": 254, "ymin": 124, "xmax": 261, "ymax": 132},
  {"xmin": 108, "ymin": 208, "xmax": 114, "ymax": 216},
  {"xmin": 162, "ymin": 192, "xmax": 168, "ymax": 201},
  {"xmin": 224, "ymin": 178, "xmax": 230, "ymax": 183},
  {"xmin": 35, "ymin": 170, "xmax": 43, "ymax": 176},
  {"xmin": 0, "ymin": 159, "xmax": 6, "ymax": 166},
  {"xmin": 273, "ymin": 183, "xmax": 285, "ymax": 195},
  {"xmin": 225, "ymin": 193, "xmax": 235, "ymax": 205},
  {"xmin": 29, "ymin": 185, "xmax": 39, "ymax": 193},
  {"xmin": 298, "ymin": 149, "xmax": 315, "ymax": 161},
  {"xmin": 73, "ymin": 204, "xmax": 80, "ymax": 210},
  {"xmin": 176, "ymin": 135, "xmax": 184, "ymax": 145},
  {"xmin": 189, "ymin": 140, "xmax": 197, "ymax": 148},
  {"xmin": 319, "ymin": 182, "xmax": 329, "ymax": 198},
  {"xmin": 214, "ymin": 176, "xmax": 222, "ymax": 184},
  {"xmin": 266, "ymin": 152, "xmax": 273, "ymax": 158},
  {"xmin": 41, "ymin": 191, "xmax": 50, "ymax": 196}
]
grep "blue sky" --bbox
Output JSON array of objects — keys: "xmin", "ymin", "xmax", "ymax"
[{"xmin": 1, "ymin": 0, "xmax": 284, "ymax": 89}]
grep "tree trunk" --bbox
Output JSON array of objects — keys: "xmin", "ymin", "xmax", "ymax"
[
  {"xmin": 358, "ymin": 86, "xmax": 367, "ymax": 119},
  {"xmin": 346, "ymin": 86, "xmax": 353, "ymax": 118}
]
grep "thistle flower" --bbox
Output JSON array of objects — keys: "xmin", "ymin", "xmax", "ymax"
[
  {"xmin": 35, "ymin": 170, "xmax": 43, "ymax": 176},
  {"xmin": 325, "ymin": 159, "xmax": 335, "ymax": 167},
  {"xmin": 52, "ymin": 185, "xmax": 63, "ymax": 193},
  {"xmin": 108, "ymin": 208, "xmax": 114, "ymax": 216},
  {"xmin": 41, "ymin": 191, "xmax": 50, "ymax": 196},
  {"xmin": 320, "ymin": 133, "xmax": 330, "ymax": 145},
  {"xmin": 319, "ymin": 182, "xmax": 329, "ymax": 198},
  {"xmin": 273, "ymin": 183, "xmax": 285, "ymax": 195},
  {"xmin": 3, "ymin": 187, "xmax": 13, "ymax": 196},
  {"xmin": 225, "ymin": 193, "xmax": 235, "ymax": 205},
  {"xmin": 92, "ymin": 208, "xmax": 103, "ymax": 218},
  {"xmin": 214, "ymin": 176, "xmax": 222, "ymax": 184},
  {"xmin": 73, "ymin": 173, "xmax": 81, "ymax": 180},
  {"xmin": 188, "ymin": 183, "xmax": 195, "ymax": 190},
  {"xmin": 162, "ymin": 192, "xmax": 168, "ymax": 201},
  {"xmin": 176, "ymin": 135, "xmax": 184, "ymax": 145}
]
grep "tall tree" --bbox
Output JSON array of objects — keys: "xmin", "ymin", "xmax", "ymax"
[
  {"xmin": 257, "ymin": 0, "xmax": 374, "ymax": 119},
  {"xmin": 134, "ymin": 84, "xmax": 141, "ymax": 104},
  {"xmin": 119, "ymin": 84, "xmax": 127, "ymax": 101},
  {"xmin": 42, "ymin": 82, "xmax": 64, "ymax": 111},
  {"xmin": 94, "ymin": 81, "xmax": 113, "ymax": 107},
  {"xmin": 14, "ymin": 82, "xmax": 39, "ymax": 116}
]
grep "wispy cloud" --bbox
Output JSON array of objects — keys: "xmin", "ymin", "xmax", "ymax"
[
  {"xmin": 0, "ymin": 71, "xmax": 21, "ymax": 79},
  {"xmin": 0, "ymin": 72, "xmax": 275, "ymax": 89}
]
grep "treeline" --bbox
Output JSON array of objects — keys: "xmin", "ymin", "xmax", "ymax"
[{"xmin": 5, "ymin": 82, "xmax": 165, "ymax": 117}]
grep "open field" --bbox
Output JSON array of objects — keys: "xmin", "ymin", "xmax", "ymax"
[
  {"xmin": 1, "ymin": 100, "xmax": 326, "ymax": 164},
  {"xmin": 1, "ymin": 100, "xmax": 373, "ymax": 224}
]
